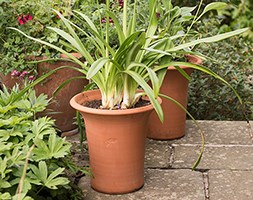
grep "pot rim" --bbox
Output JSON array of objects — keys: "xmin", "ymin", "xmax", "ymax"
[
  {"xmin": 168, "ymin": 55, "xmax": 202, "ymax": 71},
  {"xmin": 70, "ymin": 89, "xmax": 161, "ymax": 116}
]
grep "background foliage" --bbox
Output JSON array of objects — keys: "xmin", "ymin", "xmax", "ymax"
[
  {"xmin": 0, "ymin": 0, "xmax": 98, "ymax": 75},
  {"xmin": 188, "ymin": 17, "xmax": 253, "ymax": 120},
  {"xmin": 171, "ymin": 0, "xmax": 252, "ymax": 120}
]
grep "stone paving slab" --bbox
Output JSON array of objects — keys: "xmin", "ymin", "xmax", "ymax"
[
  {"xmin": 145, "ymin": 140, "xmax": 170, "ymax": 168},
  {"xmin": 172, "ymin": 145, "xmax": 253, "ymax": 170},
  {"xmin": 170, "ymin": 120, "xmax": 252, "ymax": 145},
  {"xmin": 68, "ymin": 121, "xmax": 253, "ymax": 199},
  {"xmin": 79, "ymin": 169, "xmax": 205, "ymax": 200},
  {"xmin": 208, "ymin": 170, "xmax": 253, "ymax": 200}
]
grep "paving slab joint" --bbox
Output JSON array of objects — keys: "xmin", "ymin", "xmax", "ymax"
[
  {"xmin": 202, "ymin": 171, "xmax": 210, "ymax": 200},
  {"xmin": 168, "ymin": 144, "xmax": 175, "ymax": 168},
  {"xmin": 247, "ymin": 121, "xmax": 253, "ymax": 142}
]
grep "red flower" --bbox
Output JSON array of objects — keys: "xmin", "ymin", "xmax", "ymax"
[
  {"xmin": 11, "ymin": 70, "xmax": 21, "ymax": 77},
  {"xmin": 156, "ymin": 12, "xmax": 161, "ymax": 19},
  {"xmin": 101, "ymin": 17, "xmax": 106, "ymax": 23},
  {"xmin": 18, "ymin": 14, "xmax": 33, "ymax": 25},
  {"xmin": 56, "ymin": 11, "xmax": 63, "ymax": 19},
  {"xmin": 119, "ymin": 0, "xmax": 124, "ymax": 8},
  {"xmin": 18, "ymin": 15, "xmax": 26, "ymax": 25},
  {"xmin": 25, "ymin": 14, "xmax": 33, "ymax": 21},
  {"xmin": 109, "ymin": 18, "xmax": 114, "ymax": 23},
  {"xmin": 101, "ymin": 17, "xmax": 114, "ymax": 24},
  {"xmin": 28, "ymin": 75, "xmax": 35, "ymax": 81},
  {"xmin": 19, "ymin": 71, "xmax": 29, "ymax": 78}
]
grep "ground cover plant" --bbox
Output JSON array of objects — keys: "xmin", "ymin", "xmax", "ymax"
[
  {"xmin": 0, "ymin": 85, "xmax": 85, "ymax": 199},
  {"xmin": 188, "ymin": 17, "xmax": 253, "ymax": 120}
]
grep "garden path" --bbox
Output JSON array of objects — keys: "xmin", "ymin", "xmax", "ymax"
[{"xmin": 68, "ymin": 120, "xmax": 253, "ymax": 200}]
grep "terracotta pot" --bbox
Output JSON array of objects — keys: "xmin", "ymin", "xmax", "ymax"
[
  {"xmin": 147, "ymin": 55, "xmax": 202, "ymax": 140},
  {"xmin": 0, "ymin": 54, "xmax": 87, "ymax": 132},
  {"xmin": 70, "ymin": 90, "xmax": 160, "ymax": 194}
]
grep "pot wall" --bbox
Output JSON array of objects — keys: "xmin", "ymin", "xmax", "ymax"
[
  {"xmin": 70, "ymin": 90, "xmax": 157, "ymax": 194},
  {"xmin": 148, "ymin": 55, "xmax": 202, "ymax": 140}
]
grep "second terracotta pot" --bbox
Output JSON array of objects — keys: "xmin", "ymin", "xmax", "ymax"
[
  {"xmin": 148, "ymin": 55, "xmax": 202, "ymax": 140},
  {"xmin": 0, "ymin": 53, "xmax": 87, "ymax": 132},
  {"xmin": 70, "ymin": 90, "xmax": 160, "ymax": 194}
]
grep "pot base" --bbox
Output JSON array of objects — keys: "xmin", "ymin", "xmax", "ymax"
[{"xmin": 91, "ymin": 182, "xmax": 144, "ymax": 194}]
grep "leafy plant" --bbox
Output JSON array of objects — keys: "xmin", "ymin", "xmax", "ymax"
[
  {"xmin": 219, "ymin": 0, "xmax": 253, "ymax": 40},
  {"xmin": 0, "ymin": 85, "xmax": 84, "ymax": 199},
  {"xmin": 0, "ymin": 0, "xmax": 99, "ymax": 76},
  {"xmin": 10, "ymin": 0, "xmax": 248, "ymax": 170},
  {"xmin": 188, "ymin": 17, "xmax": 253, "ymax": 120},
  {"xmin": 10, "ymin": 0, "xmax": 247, "ymax": 119}
]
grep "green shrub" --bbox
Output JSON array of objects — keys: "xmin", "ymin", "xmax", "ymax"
[
  {"xmin": 0, "ymin": 85, "xmax": 84, "ymax": 199},
  {"xmin": 220, "ymin": 0, "xmax": 253, "ymax": 41},
  {"xmin": 188, "ymin": 18, "xmax": 253, "ymax": 120}
]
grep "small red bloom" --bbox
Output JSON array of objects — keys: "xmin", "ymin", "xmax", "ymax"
[
  {"xmin": 11, "ymin": 70, "xmax": 21, "ymax": 77},
  {"xmin": 101, "ymin": 17, "xmax": 106, "ymax": 23},
  {"xmin": 156, "ymin": 12, "xmax": 161, "ymax": 19},
  {"xmin": 25, "ymin": 14, "xmax": 33, "ymax": 21},
  {"xmin": 19, "ymin": 71, "xmax": 29, "ymax": 78},
  {"xmin": 18, "ymin": 14, "xmax": 33, "ymax": 25},
  {"xmin": 101, "ymin": 17, "xmax": 113, "ymax": 24},
  {"xmin": 18, "ymin": 15, "xmax": 26, "ymax": 25},
  {"xmin": 119, "ymin": 0, "xmax": 124, "ymax": 8},
  {"xmin": 56, "ymin": 11, "xmax": 63, "ymax": 19},
  {"xmin": 28, "ymin": 75, "xmax": 35, "ymax": 81}
]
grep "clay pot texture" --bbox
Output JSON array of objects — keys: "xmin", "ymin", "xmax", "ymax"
[
  {"xmin": 0, "ymin": 53, "xmax": 87, "ymax": 132},
  {"xmin": 70, "ymin": 90, "xmax": 159, "ymax": 194},
  {"xmin": 148, "ymin": 55, "xmax": 202, "ymax": 140}
]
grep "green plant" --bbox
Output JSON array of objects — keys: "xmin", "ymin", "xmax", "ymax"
[
  {"xmin": 0, "ymin": 85, "xmax": 84, "ymax": 199},
  {"xmin": 0, "ymin": 0, "xmax": 100, "ymax": 77},
  {"xmin": 11, "ymin": 0, "xmax": 248, "ymax": 169},
  {"xmin": 219, "ymin": 0, "xmax": 253, "ymax": 40},
  {"xmin": 188, "ymin": 17, "xmax": 253, "ymax": 120}
]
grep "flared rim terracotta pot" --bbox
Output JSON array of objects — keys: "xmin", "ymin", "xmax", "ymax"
[
  {"xmin": 148, "ymin": 55, "xmax": 202, "ymax": 140},
  {"xmin": 70, "ymin": 90, "xmax": 160, "ymax": 194}
]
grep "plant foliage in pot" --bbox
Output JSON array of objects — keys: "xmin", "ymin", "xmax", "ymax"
[
  {"xmin": 147, "ymin": 0, "xmax": 205, "ymax": 140},
  {"xmin": 10, "ymin": 0, "xmax": 248, "ymax": 195}
]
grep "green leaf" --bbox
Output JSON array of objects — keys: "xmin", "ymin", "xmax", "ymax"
[
  {"xmin": 87, "ymin": 58, "xmax": 110, "ymax": 79},
  {"xmin": 29, "ymin": 162, "xmax": 68, "ymax": 190},
  {"xmin": 0, "ymin": 179, "xmax": 11, "ymax": 189},
  {"xmin": 45, "ymin": 177, "xmax": 69, "ymax": 189},
  {"xmin": 106, "ymin": 10, "xmax": 125, "ymax": 44},
  {"xmin": 168, "ymin": 28, "xmax": 249, "ymax": 52},
  {"xmin": 0, "ymin": 192, "xmax": 11, "ymax": 200},
  {"xmin": 197, "ymin": 2, "xmax": 227, "ymax": 21},
  {"xmin": 124, "ymin": 70, "xmax": 164, "ymax": 122},
  {"xmin": 30, "ymin": 161, "xmax": 47, "ymax": 184},
  {"xmin": 12, "ymin": 193, "xmax": 33, "ymax": 200},
  {"xmin": 33, "ymin": 134, "xmax": 71, "ymax": 161}
]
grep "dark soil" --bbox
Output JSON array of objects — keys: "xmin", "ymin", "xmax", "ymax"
[{"xmin": 84, "ymin": 98, "xmax": 151, "ymax": 109}]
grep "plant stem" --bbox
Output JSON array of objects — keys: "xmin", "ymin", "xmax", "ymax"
[
  {"xmin": 16, "ymin": 144, "xmax": 35, "ymax": 200},
  {"xmin": 179, "ymin": 0, "xmax": 203, "ymax": 44}
]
